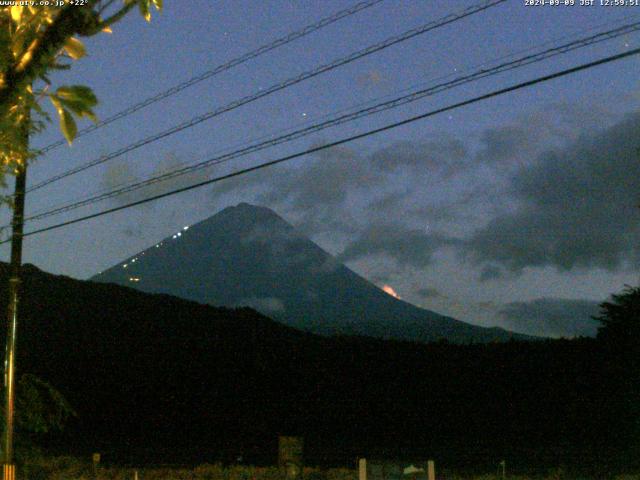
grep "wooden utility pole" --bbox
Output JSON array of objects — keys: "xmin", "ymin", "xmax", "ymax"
[{"xmin": 2, "ymin": 110, "xmax": 29, "ymax": 480}]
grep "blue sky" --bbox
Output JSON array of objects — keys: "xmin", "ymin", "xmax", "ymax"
[{"xmin": 3, "ymin": 0, "xmax": 640, "ymax": 337}]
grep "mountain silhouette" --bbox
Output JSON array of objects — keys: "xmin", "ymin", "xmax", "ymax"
[{"xmin": 93, "ymin": 203, "xmax": 526, "ymax": 343}]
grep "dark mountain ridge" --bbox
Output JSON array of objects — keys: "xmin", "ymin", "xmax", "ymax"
[
  {"xmin": 93, "ymin": 203, "xmax": 529, "ymax": 343},
  {"xmin": 0, "ymin": 262, "xmax": 634, "ymax": 473}
]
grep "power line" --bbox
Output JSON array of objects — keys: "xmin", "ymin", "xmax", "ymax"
[
  {"xmin": 34, "ymin": 0, "xmax": 386, "ymax": 155},
  {"xmin": 27, "ymin": 12, "xmax": 636, "ymax": 220},
  {"xmin": 6, "ymin": 46, "xmax": 639, "ymax": 244},
  {"xmin": 21, "ymin": 20, "xmax": 640, "ymax": 223},
  {"xmin": 26, "ymin": 0, "xmax": 506, "ymax": 194}
]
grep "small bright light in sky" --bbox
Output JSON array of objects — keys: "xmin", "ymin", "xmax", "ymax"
[
  {"xmin": 183, "ymin": 226, "xmax": 189, "ymax": 230},
  {"xmin": 382, "ymin": 285, "xmax": 400, "ymax": 299}
]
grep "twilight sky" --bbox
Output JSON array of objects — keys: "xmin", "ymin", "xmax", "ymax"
[{"xmin": 2, "ymin": 0, "xmax": 640, "ymax": 337}]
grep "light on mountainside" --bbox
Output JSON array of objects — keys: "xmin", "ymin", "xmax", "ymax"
[{"xmin": 382, "ymin": 284, "xmax": 400, "ymax": 299}]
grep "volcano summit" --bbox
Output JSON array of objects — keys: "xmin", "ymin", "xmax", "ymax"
[{"xmin": 93, "ymin": 203, "xmax": 524, "ymax": 343}]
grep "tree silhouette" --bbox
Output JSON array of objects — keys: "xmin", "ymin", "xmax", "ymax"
[
  {"xmin": 595, "ymin": 285, "xmax": 640, "ymax": 347},
  {"xmin": 595, "ymin": 285, "xmax": 640, "ymax": 469},
  {"xmin": 0, "ymin": 1, "xmax": 162, "ymax": 184},
  {"xmin": 0, "ymin": 374, "xmax": 75, "ymax": 463}
]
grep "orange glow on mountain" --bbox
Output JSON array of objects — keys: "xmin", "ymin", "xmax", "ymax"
[{"xmin": 382, "ymin": 285, "xmax": 400, "ymax": 299}]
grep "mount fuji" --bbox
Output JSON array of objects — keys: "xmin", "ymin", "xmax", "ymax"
[{"xmin": 93, "ymin": 203, "xmax": 525, "ymax": 343}]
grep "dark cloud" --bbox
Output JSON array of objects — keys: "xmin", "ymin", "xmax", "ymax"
[
  {"xmin": 498, "ymin": 298, "xmax": 601, "ymax": 338},
  {"xmin": 260, "ymin": 145, "xmax": 378, "ymax": 207},
  {"xmin": 123, "ymin": 226, "xmax": 141, "ymax": 238},
  {"xmin": 338, "ymin": 224, "xmax": 451, "ymax": 268},
  {"xmin": 415, "ymin": 287, "xmax": 441, "ymax": 299},
  {"xmin": 101, "ymin": 153, "xmax": 208, "ymax": 238},
  {"xmin": 254, "ymin": 145, "xmax": 379, "ymax": 234},
  {"xmin": 367, "ymin": 191, "xmax": 410, "ymax": 213},
  {"xmin": 209, "ymin": 137, "xmax": 474, "ymax": 234},
  {"xmin": 475, "ymin": 125, "xmax": 531, "ymax": 165},
  {"xmin": 369, "ymin": 138, "xmax": 468, "ymax": 176},
  {"xmin": 200, "ymin": 105, "xmax": 637, "ymax": 280},
  {"xmin": 103, "ymin": 152, "xmax": 210, "ymax": 208},
  {"xmin": 102, "ymin": 159, "xmax": 140, "ymax": 192},
  {"xmin": 356, "ymin": 69, "xmax": 386, "ymax": 90},
  {"xmin": 463, "ymin": 112, "xmax": 640, "ymax": 274},
  {"xmin": 479, "ymin": 265, "xmax": 504, "ymax": 282},
  {"xmin": 472, "ymin": 102, "xmax": 611, "ymax": 166},
  {"xmin": 370, "ymin": 273, "xmax": 392, "ymax": 284}
]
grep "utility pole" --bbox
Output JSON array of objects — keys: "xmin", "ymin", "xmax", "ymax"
[{"xmin": 2, "ymin": 109, "xmax": 29, "ymax": 480}]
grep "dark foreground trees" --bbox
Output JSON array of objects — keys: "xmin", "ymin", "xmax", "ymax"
[
  {"xmin": 594, "ymin": 285, "xmax": 640, "ymax": 470},
  {"xmin": 596, "ymin": 285, "xmax": 640, "ymax": 347},
  {"xmin": 0, "ymin": 374, "xmax": 74, "ymax": 463}
]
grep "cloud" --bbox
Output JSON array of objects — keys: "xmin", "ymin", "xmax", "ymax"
[
  {"xmin": 102, "ymin": 158, "xmax": 140, "ymax": 192},
  {"xmin": 478, "ymin": 265, "xmax": 504, "ymax": 282},
  {"xmin": 475, "ymin": 125, "xmax": 531, "ymax": 165},
  {"xmin": 338, "ymin": 224, "xmax": 451, "ymax": 268},
  {"xmin": 498, "ymin": 298, "xmax": 601, "ymax": 338},
  {"xmin": 369, "ymin": 138, "xmax": 468, "ymax": 177},
  {"xmin": 260, "ymin": 145, "xmax": 377, "ymax": 206},
  {"xmin": 415, "ymin": 287, "xmax": 441, "ymax": 299},
  {"xmin": 463, "ymin": 112, "xmax": 640, "ymax": 274},
  {"xmin": 199, "ymin": 104, "xmax": 637, "ymax": 280},
  {"xmin": 99, "ymin": 153, "xmax": 213, "ymax": 238},
  {"xmin": 103, "ymin": 152, "xmax": 210, "ymax": 207},
  {"xmin": 208, "ymin": 137, "xmax": 474, "ymax": 236},
  {"xmin": 252, "ymin": 145, "xmax": 380, "ymax": 234},
  {"xmin": 356, "ymin": 69, "xmax": 386, "ymax": 90}
]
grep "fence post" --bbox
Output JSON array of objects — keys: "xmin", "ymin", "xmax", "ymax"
[
  {"xmin": 2, "ymin": 464, "xmax": 15, "ymax": 480},
  {"xmin": 278, "ymin": 436, "xmax": 303, "ymax": 480},
  {"xmin": 358, "ymin": 459, "xmax": 367, "ymax": 480},
  {"xmin": 427, "ymin": 461, "xmax": 435, "ymax": 480}
]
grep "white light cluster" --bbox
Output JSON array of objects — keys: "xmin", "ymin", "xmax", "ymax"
[
  {"xmin": 123, "ymin": 255, "xmax": 141, "ymax": 268},
  {"xmin": 129, "ymin": 277, "xmax": 141, "ymax": 283},
  {"xmin": 122, "ymin": 233, "xmax": 173, "ymax": 271}
]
